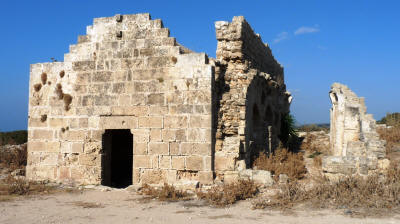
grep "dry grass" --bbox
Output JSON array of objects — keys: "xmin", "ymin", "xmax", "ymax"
[
  {"xmin": 253, "ymin": 162, "xmax": 400, "ymax": 212},
  {"xmin": 0, "ymin": 144, "xmax": 27, "ymax": 170},
  {"xmin": 196, "ymin": 180, "xmax": 258, "ymax": 207},
  {"xmin": 139, "ymin": 183, "xmax": 190, "ymax": 202},
  {"xmin": 377, "ymin": 126, "xmax": 400, "ymax": 154},
  {"xmin": 0, "ymin": 175, "xmax": 56, "ymax": 197},
  {"xmin": 253, "ymin": 148, "xmax": 307, "ymax": 181}
]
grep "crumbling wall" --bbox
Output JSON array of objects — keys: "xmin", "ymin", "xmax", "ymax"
[
  {"xmin": 27, "ymin": 14, "xmax": 213, "ymax": 186},
  {"xmin": 213, "ymin": 16, "xmax": 291, "ymax": 180},
  {"xmin": 323, "ymin": 83, "xmax": 388, "ymax": 176}
]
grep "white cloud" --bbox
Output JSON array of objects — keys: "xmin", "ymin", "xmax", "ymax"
[
  {"xmin": 273, "ymin": 31, "xmax": 289, "ymax": 43},
  {"xmin": 294, "ymin": 26, "xmax": 320, "ymax": 35}
]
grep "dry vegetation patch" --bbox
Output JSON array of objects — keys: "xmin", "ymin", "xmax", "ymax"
[
  {"xmin": 139, "ymin": 183, "xmax": 190, "ymax": 202},
  {"xmin": 196, "ymin": 180, "xmax": 258, "ymax": 207},
  {"xmin": 377, "ymin": 125, "xmax": 400, "ymax": 154},
  {"xmin": 253, "ymin": 163, "xmax": 400, "ymax": 214},
  {"xmin": 253, "ymin": 148, "xmax": 307, "ymax": 181}
]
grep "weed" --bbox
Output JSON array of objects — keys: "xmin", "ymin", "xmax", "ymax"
[
  {"xmin": 139, "ymin": 183, "xmax": 189, "ymax": 202},
  {"xmin": 196, "ymin": 180, "xmax": 258, "ymax": 207},
  {"xmin": 157, "ymin": 77, "xmax": 164, "ymax": 83},
  {"xmin": 253, "ymin": 148, "xmax": 307, "ymax": 181}
]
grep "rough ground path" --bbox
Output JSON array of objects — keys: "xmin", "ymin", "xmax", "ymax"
[{"xmin": 0, "ymin": 189, "xmax": 399, "ymax": 224}]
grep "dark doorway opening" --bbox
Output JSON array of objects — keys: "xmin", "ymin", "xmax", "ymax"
[{"xmin": 101, "ymin": 129, "xmax": 133, "ymax": 188}]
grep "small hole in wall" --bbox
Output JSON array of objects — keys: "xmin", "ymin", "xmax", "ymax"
[
  {"xmin": 157, "ymin": 77, "xmax": 164, "ymax": 83},
  {"xmin": 63, "ymin": 94, "xmax": 73, "ymax": 111},
  {"xmin": 122, "ymin": 121, "xmax": 126, "ymax": 125},
  {"xmin": 33, "ymin": 83, "xmax": 42, "ymax": 92},
  {"xmin": 56, "ymin": 84, "xmax": 64, "ymax": 100},
  {"xmin": 47, "ymin": 81, "xmax": 51, "ymax": 85},
  {"xmin": 186, "ymin": 80, "xmax": 190, "ymax": 88},
  {"xmin": 40, "ymin": 114, "xmax": 47, "ymax": 122},
  {"xmin": 61, "ymin": 127, "xmax": 66, "ymax": 133},
  {"xmin": 59, "ymin": 70, "xmax": 65, "ymax": 78},
  {"xmin": 41, "ymin": 73, "xmax": 47, "ymax": 85},
  {"xmin": 171, "ymin": 56, "xmax": 177, "ymax": 64}
]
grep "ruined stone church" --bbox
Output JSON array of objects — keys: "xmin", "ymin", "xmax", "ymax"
[{"xmin": 27, "ymin": 13, "xmax": 291, "ymax": 188}]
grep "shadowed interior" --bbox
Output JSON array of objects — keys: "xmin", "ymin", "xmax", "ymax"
[{"xmin": 101, "ymin": 129, "xmax": 133, "ymax": 188}]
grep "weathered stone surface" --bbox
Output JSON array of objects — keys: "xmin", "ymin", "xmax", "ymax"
[
  {"xmin": 27, "ymin": 13, "xmax": 290, "ymax": 187},
  {"xmin": 323, "ymin": 83, "xmax": 387, "ymax": 177}
]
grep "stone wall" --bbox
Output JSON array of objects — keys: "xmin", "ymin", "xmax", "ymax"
[
  {"xmin": 213, "ymin": 16, "xmax": 291, "ymax": 179},
  {"xmin": 27, "ymin": 13, "xmax": 290, "ymax": 186},
  {"xmin": 27, "ymin": 14, "xmax": 213, "ymax": 185},
  {"xmin": 323, "ymin": 83, "xmax": 387, "ymax": 176}
]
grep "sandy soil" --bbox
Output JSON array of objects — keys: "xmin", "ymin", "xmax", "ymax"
[{"xmin": 0, "ymin": 189, "xmax": 399, "ymax": 224}]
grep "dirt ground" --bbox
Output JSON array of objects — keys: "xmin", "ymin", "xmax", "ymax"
[{"xmin": 0, "ymin": 189, "xmax": 399, "ymax": 224}]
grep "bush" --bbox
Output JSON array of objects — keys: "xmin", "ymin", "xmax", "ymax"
[
  {"xmin": 0, "ymin": 131, "xmax": 27, "ymax": 145},
  {"xmin": 139, "ymin": 183, "xmax": 189, "ymax": 202},
  {"xmin": 253, "ymin": 148, "xmax": 307, "ymax": 181},
  {"xmin": 197, "ymin": 180, "xmax": 258, "ymax": 207}
]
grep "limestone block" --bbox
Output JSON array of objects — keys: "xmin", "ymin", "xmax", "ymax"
[
  {"xmin": 148, "ymin": 142, "xmax": 169, "ymax": 155},
  {"xmin": 185, "ymin": 156, "xmax": 203, "ymax": 171},
  {"xmin": 171, "ymin": 156, "xmax": 185, "ymax": 170},
  {"xmin": 181, "ymin": 143, "xmax": 211, "ymax": 156},
  {"xmin": 41, "ymin": 153, "xmax": 59, "ymax": 166},
  {"xmin": 133, "ymin": 155, "xmax": 152, "ymax": 168},
  {"xmin": 189, "ymin": 115, "xmax": 211, "ymax": 128},
  {"xmin": 32, "ymin": 130, "xmax": 54, "ymax": 140},
  {"xmin": 215, "ymin": 155, "xmax": 235, "ymax": 171},
  {"xmin": 131, "ymin": 129, "xmax": 149, "ymax": 143},
  {"xmin": 169, "ymin": 142, "xmax": 180, "ymax": 155},
  {"xmin": 187, "ymin": 128, "xmax": 211, "ymax": 142},
  {"xmin": 147, "ymin": 93, "xmax": 165, "ymax": 105},
  {"xmin": 162, "ymin": 129, "xmax": 176, "ymax": 141},
  {"xmin": 159, "ymin": 156, "xmax": 171, "ymax": 169},
  {"xmin": 252, "ymin": 170, "xmax": 274, "ymax": 186},
  {"xmin": 71, "ymin": 142, "xmax": 84, "ymax": 153},
  {"xmin": 150, "ymin": 129, "xmax": 162, "ymax": 142},
  {"xmin": 79, "ymin": 154, "xmax": 101, "ymax": 166},
  {"xmin": 138, "ymin": 116, "xmax": 163, "ymax": 128},
  {"xmin": 164, "ymin": 116, "xmax": 188, "ymax": 128},
  {"xmin": 198, "ymin": 171, "xmax": 214, "ymax": 184},
  {"xmin": 28, "ymin": 141, "xmax": 60, "ymax": 153},
  {"xmin": 100, "ymin": 116, "xmax": 138, "ymax": 129},
  {"xmin": 140, "ymin": 170, "xmax": 166, "ymax": 184},
  {"xmin": 134, "ymin": 142, "xmax": 148, "ymax": 155},
  {"xmin": 322, "ymin": 156, "xmax": 357, "ymax": 175}
]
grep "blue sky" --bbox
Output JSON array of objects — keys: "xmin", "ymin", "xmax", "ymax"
[{"xmin": 0, "ymin": 0, "xmax": 399, "ymax": 131}]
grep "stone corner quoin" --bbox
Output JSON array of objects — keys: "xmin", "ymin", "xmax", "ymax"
[{"xmin": 27, "ymin": 13, "xmax": 292, "ymax": 187}]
